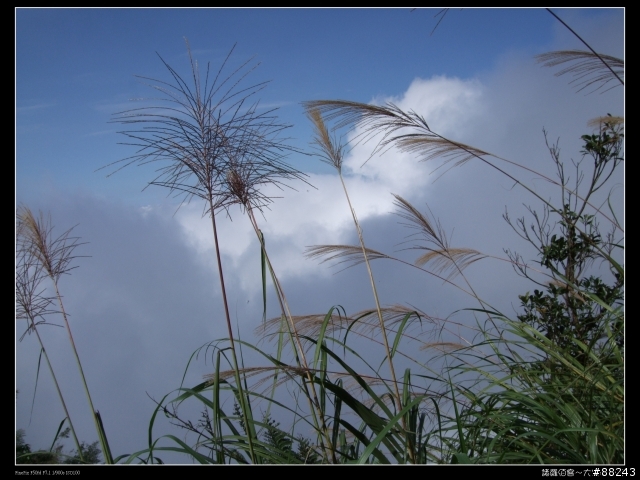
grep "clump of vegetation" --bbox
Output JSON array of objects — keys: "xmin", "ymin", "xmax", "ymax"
[{"xmin": 16, "ymin": 426, "xmax": 102, "ymax": 464}]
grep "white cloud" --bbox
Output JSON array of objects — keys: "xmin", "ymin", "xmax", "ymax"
[
  {"xmin": 379, "ymin": 75, "xmax": 485, "ymax": 137},
  {"xmin": 168, "ymin": 74, "xmax": 489, "ymax": 293}
]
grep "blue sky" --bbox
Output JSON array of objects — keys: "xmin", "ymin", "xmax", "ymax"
[
  {"xmin": 17, "ymin": 8, "xmax": 622, "ymax": 201},
  {"xmin": 16, "ymin": 8, "xmax": 624, "ymax": 464}
]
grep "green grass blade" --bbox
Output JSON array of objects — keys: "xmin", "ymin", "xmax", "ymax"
[
  {"xmin": 49, "ymin": 417, "xmax": 68, "ymax": 452},
  {"xmin": 357, "ymin": 395, "xmax": 425, "ymax": 464},
  {"xmin": 339, "ymin": 419, "xmax": 389, "ymax": 464},
  {"xmin": 390, "ymin": 311, "xmax": 419, "ymax": 360},
  {"xmin": 260, "ymin": 229, "xmax": 267, "ymax": 324}
]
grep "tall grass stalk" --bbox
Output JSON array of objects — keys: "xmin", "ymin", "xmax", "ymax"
[
  {"xmin": 305, "ymin": 108, "xmax": 406, "ymax": 455},
  {"xmin": 16, "ymin": 206, "xmax": 112, "ymax": 464},
  {"xmin": 107, "ymin": 41, "xmax": 271, "ymax": 463},
  {"xmin": 16, "ymin": 235, "xmax": 84, "ymax": 462},
  {"xmin": 225, "ymin": 166, "xmax": 334, "ymax": 460}
]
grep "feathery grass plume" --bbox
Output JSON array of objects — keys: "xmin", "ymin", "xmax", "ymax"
[
  {"xmin": 393, "ymin": 193, "xmax": 448, "ymax": 251},
  {"xmin": 16, "ymin": 225, "xmax": 84, "ymax": 461},
  {"xmin": 349, "ymin": 305, "xmax": 434, "ymax": 338},
  {"xmin": 304, "ymin": 100, "xmax": 488, "ymax": 169},
  {"xmin": 256, "ymin": 312, "xmax": 349, "ymax": 344},
  {"xmin": 221, "ymin": 105, "xmax": 311, "ymax": 215},
  {"xmin": 16, "ymin": 206, "xmax": 111, "ymax": 463},
  {"xmin": 257, "ymin": 307, "xmax": 422, "ymax": 347},
  {"xmin": 306, "ymin": 107, "xmax": 406, "ymax": 455},
  {"xmin": 390, "ymin": 194, "xmax": 495, "ymax": 328},
  {"xmin": 306, "ymin": 243, "xmax": 485, "ymax": 301},
  {"xmin": 305, "ymin": 244, "xmax": 390, "ymax": 270},
  {"xmin": 392, "ymin": 194, "xmax": 487, "ymax": 281},
  {"xmin": 15, "ymin": 249, "xmax": 58, "ymax": 342},
  {"xmin": 587, "ymin": 115, "xmax": 624, "ymax": 131},
  {"xmin": 536, "ymin": 50, "xmax": 624, "ymax": 93},
  {"xmin": 17, "ymin": 209, "xmax": 85, "ymax": 282},
  {"xmin": 419, "ymin": 342, "xmax": 466, "ymax": 353},
  {"xmin": 303, "ymin": 100, "xmax": 622, "ymax": 233},
  {"xmin": 415, "ymin": 249, "xmax": 486, "ymax": 280},
  {"xmin": 106, "ymin": 40, "xmax": 303, "ymax": 216},
  {"xmin": 304, "ymin": 99, "xmax": 577, "ymax": 224},
  {"xmin": 335, "ymin": 307, "xmax": 471, "ymax": 370},
  {"xmin": 307, "ymin": 107, "xmax": 346, "ymax": 172},
  {"xmin": 304, "ymin": 99, "xmax": 555, "ymax": 189}
]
